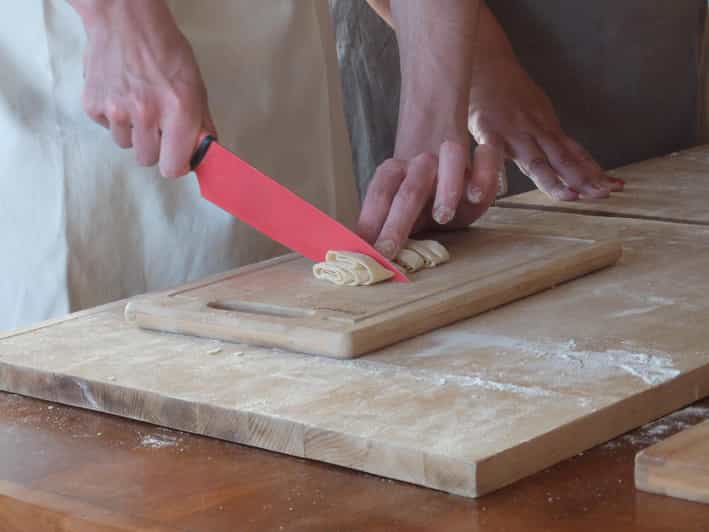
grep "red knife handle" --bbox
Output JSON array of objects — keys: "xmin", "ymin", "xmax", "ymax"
[{"xmin": 190, "ymin": 134, "xmax": 216, "ymax": 170}]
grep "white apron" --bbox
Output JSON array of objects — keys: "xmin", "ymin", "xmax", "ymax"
[{"xmin": 0, "ymin": 1, "xmax": 358, "ymax": 332}]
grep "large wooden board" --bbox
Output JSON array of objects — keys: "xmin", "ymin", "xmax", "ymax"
[
  {"xmin": 635, "ymin": 420, "xmax": 709, "ymax": 504},
  {"xmin": 498, "ymin": 145, "xmax": 709, "ymax": 225},
  {"xmin": 2, "ymin": 208, "xmax": 709, "ymax": 498},
  {"xmin": 125, "ymin": 229, "xmax": 621, "ymax": 357}
]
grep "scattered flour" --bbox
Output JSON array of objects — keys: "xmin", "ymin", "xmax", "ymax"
[
  {"xmin": 409, "ymin": 331, "xmax": 680, "ymax": 387},
  {"xmin": 602, "ymin": 404, "xmax": 709, "ymax": 449},
  {"xmin": 139, "ymin": 432, "xmax": 180, "ymax": 449}
]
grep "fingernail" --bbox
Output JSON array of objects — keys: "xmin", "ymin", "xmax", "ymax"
[
  {"xmin": 567, "ymin": 188, "xmax": 579, "ymax": 194},
  {"xmin": 433, "ymin": 206, "xmax": 455, "ymax": 225},
  {"xmin": 375, "ymin": 240, "xmax": 397, "ymax": 259},
  {"xmin": 467, "ymin": 185, "xmax": 483, "ymax": 204}
]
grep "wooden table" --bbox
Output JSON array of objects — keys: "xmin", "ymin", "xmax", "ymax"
[{"xmin": 1, "ymin": 391, "xmax": 707, "ymax": 532}]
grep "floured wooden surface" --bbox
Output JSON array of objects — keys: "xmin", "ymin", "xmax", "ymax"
[
  {"xmin": 2, "ymin": 208, "xmax": 709, "ymax": 497},
  {"xmin": 498, "ymin": 145, "xmax": 709, "ymax": 225}
]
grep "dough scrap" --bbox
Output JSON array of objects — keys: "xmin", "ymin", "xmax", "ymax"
[
  {"xmin": 313, "ymin": 240, "xmax": 450, "ymax": 286},
  {"xmin": 313, "ymin": 251, "xmax": 393, "ymax": 286}
]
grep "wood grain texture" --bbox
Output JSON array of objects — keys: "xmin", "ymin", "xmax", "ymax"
[
  {"xmin": 498, "ymin": 145, "xmax": 709, "ymax": 225},
  {"xmin": 0, "ymin": 480, "xmax": 178, "ymax": 532},
  {"xmin": 125, "ymin": 229, "xmax": 621, "ymax": 358},
  {"xmin": 635, "ymin": 420, "xmax": 709, "ymax": 504},
  {"xmin": 2, "ymin": 209, "xmax": 709, "ymax": 498}
]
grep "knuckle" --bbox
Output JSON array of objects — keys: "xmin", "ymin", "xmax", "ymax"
[
  {"xmin": 412, "ymin": 151, "xmax": 438, "ymax": 170},
  {"xmin": 440, "ymin": 139, "xmax": 465, "ymax": 156},
  {"xmin": 166, "ymin": 88, "xmax": 195, "ymax": 115},
  {"xmin": 136, "ymin": 150, "xmax": 159, "ymax": 167},
  {"xmin": 558, "ymin": 150, "xmax": 581, "ymax": 169},
  {"xmin": 131, "ymin": 101, "xmax": 157, "ymax": 127},
  {"xmin": 160, "ymin": 165, "xmax": 179, "ymax": 179},
  {"xmin": 398, "ymin": 180, "xmax": 430, "ymax": 204},
  {"xmin": 364, "ymin": 183, "xmax": 390, "ymax": 205},
  {"xmin": 81, "ymin": 95, "xmax": 101, "ymax": 119},
  {"xmin": 105, "ymin": 103, "xmax": 129, "ymax": 125},
  {"xmin": 377, "ymin": 158, "xmax": 405, "ymax": 177},
  {"xmin": 160, "ymin": 158, "xmax": 188, "ymax": 178},
  {"xmin": 527, "ymin": 156, "xmax": 550, "ymax": 174}
]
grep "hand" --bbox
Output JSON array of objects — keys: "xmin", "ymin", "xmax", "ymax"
[
  {"xmin": 468, "ymin": 7, "xmax": 623, "ymax": 200},
  {"xmin": 357, "ymin": 139, "xmax": 501, "ymax": 259},
  {"xmin": 357, "ymin": 0, "xmax": 495, "ymax": 260},
  {"xmin": 72, "ymin": 0, "xmax": 216, "ymax": 177}
]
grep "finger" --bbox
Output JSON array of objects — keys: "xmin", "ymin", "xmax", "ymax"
[
  {"xmin": 82, "ymin": 90, "xmax": 109, "ymax": 129},
  {"xmin": 132, "ymin": 125, "xmax": 160, "ymax": 167},
  {"xmin": 433, "ymin": 140, "xmax": 468, "ymax": 225},
  {"xmin": 446, "ymin": 144, "xmax": 501, "ymax": 229},
  {"xmin": 472, "ymin": 132, "xmax": 508, "ymax": 198},
  {"xmin": 94, "ymin": 114, "xmax": 110, "ymax": 129},
  {"xmin": 510, "ymin": 135, "xmax": 578, "ymax": 201},
  {"xmin": 536, "ymin": 133, "xmax": 610, "ymax": 199},
  {"xmin": 374, "ymin": 152, "xmax": 438, "ymax": 259},
  {"xmin": 476, "ymin": 129, "xmax": 509, "ymax": 157},
  {"xmin": 130, "ymin": 103, "xmax": 161, "ymax": 166},
  {"xmin": 356, "ymin": 159, "xmax": 407, "ymax": 244},
  {"xmin": 159, "ymin": 101, "xmax": 201, "ymax": 178},
  {"xmin": 563, "ymin": 137, "xmax": 625, "ymax": 192},
  {"xmin": 106, "ymin": 106, "xmax": 132, "ymax": 149}
]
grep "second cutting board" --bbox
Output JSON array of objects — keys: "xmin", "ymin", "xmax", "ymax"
[{"xmin": 125, "ymin": 228, "xmax": 621, "ymax": 357}]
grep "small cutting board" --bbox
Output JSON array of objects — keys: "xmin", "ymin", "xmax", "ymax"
[
  {"xmin": 125, "ymin": 228, "xmax": 621, "ymax": 357},
  {"xmin": 636, "ymin": 420, "xmax": 709, "ymax": 504}
]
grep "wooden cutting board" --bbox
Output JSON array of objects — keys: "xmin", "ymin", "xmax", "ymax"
[
  {"xmin": 498, "ymin": 145, "xmax": 709, "ymax": 225},
  {"xmin": 125, "ymin": 228, "xmax": 621, "ymax": 357},
  {"xmin": 636, "ymin": 420, "xmax": 709, "ymax": 504},
  {"xmin": 3, "ymin": 209, "xmax": 709, "ymax": 498}
]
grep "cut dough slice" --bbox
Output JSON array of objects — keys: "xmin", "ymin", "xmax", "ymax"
[
  {"xmin": 313, "ymin": 251, "xmax": 394, "ymax": 286},
  {"xmin": 394, "ymin": 248, "xmax": 425, "ymax": 273},
  {"xmin": 313, "ymin": 240, "xmax": 450, "ymax": 286},
  {"xmin": 402, "ymin": 239, "xmax": 450, "ymax": 268}
]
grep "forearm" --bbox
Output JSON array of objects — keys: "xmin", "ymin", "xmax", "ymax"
[
  {"xmin": 68, "ymin": 0, "xmax": 176, "ymax": 33},
  {"xmin": 365, "ymin": 0, "xmax": 393, "ymax": 27},
  {"xmin": 390, "ymin": 0, "xmax": 480, "ymax": 157},
  {"xmin": 473, "ymin": 4, "xmax": 517, "ymax": 69}
]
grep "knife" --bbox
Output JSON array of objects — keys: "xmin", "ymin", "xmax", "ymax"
[{"xmin": 189, "ymin": 135, "xmax": 408, "ymax": 282}]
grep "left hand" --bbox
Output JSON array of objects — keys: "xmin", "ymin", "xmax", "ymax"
[{"xmin": 357, "ymin": 139, "xmax": 500, "ymax": 259}]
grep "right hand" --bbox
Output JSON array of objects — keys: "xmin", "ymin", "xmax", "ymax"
[
  {"xmin": 74, "ymin": 0, "xmax": 216, "ymax": 177},
  {"xmin": 467, "ymin": 5, "xmax": 623, "ymax": 200}
]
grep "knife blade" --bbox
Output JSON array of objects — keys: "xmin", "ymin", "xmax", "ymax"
[{"xmin": 190, "ymin": 136, "xmax": 408, "ymax": 282}]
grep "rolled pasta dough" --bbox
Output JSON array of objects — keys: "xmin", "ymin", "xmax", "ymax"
[
  {"xmin": 313, "ymin": 239, "xmax": 450, "ymax": 286},
  {"xmin": 313, "ymin": 251, "xmax": 393, "ymax": 286}
]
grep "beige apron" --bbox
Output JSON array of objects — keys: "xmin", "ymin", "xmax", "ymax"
[{"xmin": 0, "ymin": 1, "xmax": 358, "ymax": 331}]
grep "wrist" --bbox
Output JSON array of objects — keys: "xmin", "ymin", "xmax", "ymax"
[
  {"xmin": 68, "ymin": 0, "xmax": 118, "ymax": 28},
  {"xmin": 396, "ymin": 88, "xmax": 469, "ymax": 159},
  {"xmin": 69, "ymin": 0, "xmax": 173, "ymax": 33}
]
